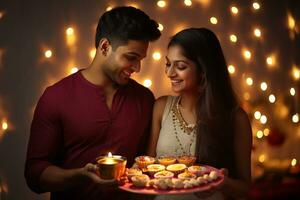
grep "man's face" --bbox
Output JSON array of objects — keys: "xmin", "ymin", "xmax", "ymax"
[{"xmin": 102, "ymin": 40, "xmax": 149, "ymax": 85}]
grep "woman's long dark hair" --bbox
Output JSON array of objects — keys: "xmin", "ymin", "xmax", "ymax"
[{"xmin": 168, "ymin": 28, "xmax": 239, "ymax": 178}]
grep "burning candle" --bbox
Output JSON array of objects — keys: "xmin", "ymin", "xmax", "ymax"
[{"xmin": 96, "ymin": 152, "xmax": 127, "ymax": 180}]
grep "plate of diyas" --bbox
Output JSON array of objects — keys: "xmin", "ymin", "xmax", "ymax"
[{"xmin": 119, "ymin": 155, "xmax": 224, "ymax": 195}]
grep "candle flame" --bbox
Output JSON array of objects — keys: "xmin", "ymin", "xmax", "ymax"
[{"xmin": 108, "ymin": 152, "xmax": 112, "ymax": 158}]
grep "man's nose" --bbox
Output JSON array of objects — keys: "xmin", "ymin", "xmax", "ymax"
[{"xmin": 132, "ymin": 61, "xmax": 141, "ymax": 73}]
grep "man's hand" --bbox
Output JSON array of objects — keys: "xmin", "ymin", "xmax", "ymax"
[{"xmin": 81, "ymin": 163, "xmax": 117, "ymax": 186}]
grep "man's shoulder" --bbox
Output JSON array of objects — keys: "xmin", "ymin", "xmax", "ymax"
[
  {"xmin": 42, "ymin": 71, "xmax": 80, "ymax": 97},
  {"xmin": 128, "ymin": 79, "xmax": 154, "ymax": 97}
]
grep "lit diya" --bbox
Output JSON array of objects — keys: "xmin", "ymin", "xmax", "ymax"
[{"xmin": 96, "ymin": 152, "xmax": 127, "ymax": 180}]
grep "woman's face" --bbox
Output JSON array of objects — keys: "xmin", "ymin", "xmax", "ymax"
[{"xmin": 165, "ymin": 45, "xmax": 199, "ymax": 94}]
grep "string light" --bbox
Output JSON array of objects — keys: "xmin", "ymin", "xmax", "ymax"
[
  {"xmin": 158, "ymin": 23, "xmax": 164, "ymax": 31},
  {"xmin": 291, "ymin": 158, "xmax": 297, "ymax": 167},
  {"xmin": 268, "ymin": 94, "xmax": 276, "ymax": 103},
  {"xmin": 66, "ymin": 27, "xmax": 74, "ymax": 36},
  {"xmin": 210, "ymin": 17, "xmax": 218, "ymax": 25},
  {"xmin": 254, "ymin": 111, "xmax": 261, "ymax": 119},
  {"xmin": 292, "ymin": 113, "xmax": 299, "ymax": 123},
  {"xmin": 246, "ymin": 77, "xmax": 253, "ymax": 86},
  {"xmin": 230, "ymin": 34, "xmax": 237, "ymax": 43},
  {"xmin": 228, "ymin": 65, "xmax": 235, "ymax": 74},
  {"xmin": 143, "ymin": 79, "xmax": 152, "ymax": 88},
  {"xmin": 2, "ymin": 120, "xmax": 8, "ymax": 130},
  {"xmin": 256, "ymin": 130, "xmax": 263, "ymax": 138},
  {"xmin": 243, "ymin": 92, "xmax": 250, "ymax": 101},
  {"xmin": 231, "ymin": 6, "xmax": 239, "ymax": 15},
  {"xmin": 290, "ymin": 87, "xmax": 296, "ymax": 96},
  {"xmin": 266, "ymin": 55, "xmax": 276, "ymax": 67},
  {"xmin": 152, "ymin": 51, "xmax": 161, "ymax": 61},
  {"xmin": 89, "ymin": 48, "xmax": 96, "ymax": 59},
  {"xmin": 292, "ymin": 66, "xmax": 300, "ymax": 80},
  {"xmin": 106, "ymin": 6, "xmax": 113, "ymax": 11},
  {"xmin": 254, "ymin": 28, "xmax": 261, "ymax": 37},
  {"xmin": 243, "ymin": 50, "xmax": 252, "ymax": 60},
  {"xmin": 260, "ymin": 115, "xmax": 267, "ymax": 124},
  {"xmin": 184, "ymin": 0, "xmax": 192, "ymax": 6},
  {"xmin": 263, "ymin": 128, "xmax": 270, "ymax": 136},
  {"xmin": 260, "ymin": 82, "xmax": 268, "ymax": 91},
  {"xmin": 70, "ymin": 67, "xmax": 78, "ymax": 74},
  {"xmin": 253, "ymin": 2, "xmax": 261, "ymax": 10},
  {"xmin": 44, "ymin": 50, "xmax": 52, "ymax": 58},
  {"xmin": 0, "ymin": 11, "xmax": 4, "ymax": 19},
  {"xmin": 287, "ymin": 12, "xmax": 296, "ymax": 30},
  {"xmin": 259, "ymin": 154, "xmax": 265, "ymax": 163},
  {"xmin": 157, "ymin": 0, "xmax": 166, "ymax": 8}
]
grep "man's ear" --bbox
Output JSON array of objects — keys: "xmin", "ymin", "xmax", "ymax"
[{"xmin": 98, "ymin": 38, "xmax": 111, "ymax": 56}]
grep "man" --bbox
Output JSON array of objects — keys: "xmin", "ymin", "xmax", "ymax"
[{"xmin": 25, "ymin": 6, "xmax": 161, "ymax": 200}]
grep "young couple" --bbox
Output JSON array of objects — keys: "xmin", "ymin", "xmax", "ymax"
[{"xmin": 25, "ymin": 6, "xmax": 252, "ymax": 200}]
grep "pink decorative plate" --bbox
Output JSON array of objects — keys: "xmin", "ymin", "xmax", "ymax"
[{"xmin": 119, "ymin": 165, "xmax": 224, "ymax": 195}]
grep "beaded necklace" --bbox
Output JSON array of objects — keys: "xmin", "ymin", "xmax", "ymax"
[{"xmin": 171, "ymin": 97, "xmax": 197, "ymax": 155}]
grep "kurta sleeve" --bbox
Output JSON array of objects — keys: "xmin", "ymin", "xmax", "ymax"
[{"xmin": 24, "ymin": 87, "xmax": 63, "ymax": 193}]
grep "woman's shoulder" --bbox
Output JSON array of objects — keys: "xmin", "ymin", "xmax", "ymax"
[{"xmin": 155, "ymin": 95, "xmax": 178, "ymax": 108}]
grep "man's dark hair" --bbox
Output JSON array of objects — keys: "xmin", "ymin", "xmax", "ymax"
[{"xmin": 95, "ymin": 6, "xmax": 161, "ymax": 49}]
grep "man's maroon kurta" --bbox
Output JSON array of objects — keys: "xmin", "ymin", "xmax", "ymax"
[{"xmin": 25, "ymin": 70, "xmax": 154, "ymax": 199}]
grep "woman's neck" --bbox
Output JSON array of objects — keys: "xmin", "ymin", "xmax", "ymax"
[{"xmin": 179, "ymin": 91, "xmax": 198, "ymax": 112}]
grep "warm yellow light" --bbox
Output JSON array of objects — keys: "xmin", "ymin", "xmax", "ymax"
[
  {"xmin": 260, "ymin": 115, "xmax": 267, "ymax": 124},
  {"xmin": 243, "ymin": 50, "xmax": 251, "ymax": 60},
  {"xmin": 71, "ymin": 67, "xmax": 78, "ymax": 74},
  {"xmin": 266, "ymin": 56, "xmax": 276, "ymax": 66},
  {"xmin": 253, "ymin": 2, "xmax": 260, "ymax": 10},
  {"xmin": 90, "ymin": 49, "xmax": 96, "ymax": 59},
  {"xmin": 143, "ymin": 79, "xmax": 152, "ymax": 88},
  {"xmin": 260, "ymin": 82, "xmax": 268, "ymax": 91},
  {"xmin": 292, "ymin": 66, "xmax": 300, "ymax": 80},
  {"xmin": 158, "ymin": 23, "xmax": 164, "ymax": 31},
  {"xmin": 246, "ymin": 77, "xmax": 253, "ymax": 86},
  {"xmin": 228, "ymin": 65, "xmax": 235, "ymax": 74},
  {"xmin": 0, "ymin": 11, "xmax": 4, "ymax": 19},
  {"xmin": 269, "ymin": 94, "xmax": 276, "ymax": 103},
  {"xmin": 263, "ymin": 128, "xmax": 270, "ymax": 136},
  {"xmin": 243, "ymin": 92, "xmax": 250, "ymax": 101},
  {"xmin": 254, "ymin": 28, "xmax": 261, "ymax": 37},
  {"xmin": 157, "ymin": 0, "xmax": 166, "ymax": 8},
  {"xmin": 254, "ymin": 111, "xmax": 261, "ymax": 120},
  {"xmin": 256, "ymin": 130, "xmax": 263, "ymax": 139},
  {"xmin": 230, "ymin": 34, "xmax": 237, "ymax": 43},
  {"xmin": 152, "ymin": 51, "xmax": 161, "ymax": 61},
  {"xmin": 290, "ymin": 87, "xmax": 296, "ymax": 96},
  {"xmin": 288, "ymin": 13, "xmax": 295, "ymax": 30},
  {"xmin": 2, "ymin": 121, "xmax": 8, "ymax": 130},
  {"xmin": 231, "ymin": 6, "xmax": 239, "ymax": 15},
  {"xmin": 210, "ymin": 17, "xmax": 218, "ymax": 25},
  {"xmin": 184, "ymin": 0, "xmax": 192, "ymax": 6},
  {"xmin": 44, "ymin": 50, "xmax": 52, "ymax": 58},
  {"xmin": 259, "ymin": 154, "xmax": 265, "ymax": 163},
  {"xmin": 106, "ymin": 6, "xmax": 113, "ymax": 11},
  {"xmin": 292, "ymin": 113, "xmax": 299, "ymax": 123},
  {"xmin": 291, "ymin": 158, "xmax": 297, "ymax": 167},
  {"xmin": 66, "ymin": 27, "xmax": 74, "ymax": 36}
]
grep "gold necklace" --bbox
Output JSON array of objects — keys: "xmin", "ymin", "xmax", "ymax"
[{"xmin": 171, "ymin": 97, "xmax": 196, "ymax": 155}]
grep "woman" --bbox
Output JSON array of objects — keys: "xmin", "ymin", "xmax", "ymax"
[{"xmin": 147, "ymin": 28, "xmax": 252, "ymax": 199}]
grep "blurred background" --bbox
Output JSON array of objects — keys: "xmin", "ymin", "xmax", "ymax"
[{"xmin": 0, "ymin": 0, "xmax": 300, "ymax": 199}]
